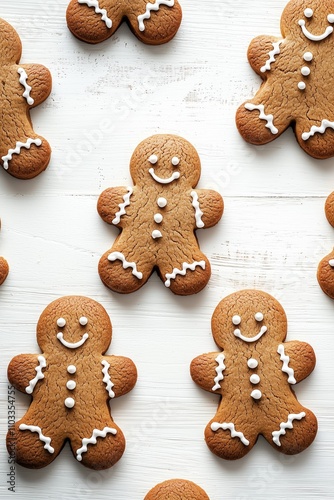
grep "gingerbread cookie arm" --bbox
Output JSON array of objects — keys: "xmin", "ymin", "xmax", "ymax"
[
  {"xmin": 97, "ymin": 187, "xmax": 134, "ymax": 228},
  {"xmin": 102, "ymin": 355, "xmax": 137, "ymax": 398},
  {"xmin": 317, "ymin": 248, "xmax": 334, "ymax": 299},
  {"xmin": 191, "ymin": 190, "xmax": 224, "ymax": 229},
  {"xmin": 247, "ymin": 36, "xmax": 283, "ymax": 76},
  {"xmin": 18, "ymin": 64, "xmax": 52, "ymax": 107},
  {"xmin": 190, "ymin": 353, "xmax": 224, "ymax": 393},
  {"xmin": 0, "ymin": 257, "xmax": 9, "ymax": 285},
  {"xmin": 8, "ymin": 354, "xmax": 46, "ymax": 394},
  {"xmin": 280, "ymin": 341, "xmax": 316, "ymax": 383}
]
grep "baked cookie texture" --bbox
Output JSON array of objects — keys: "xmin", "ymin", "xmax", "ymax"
[
  {"xmin": 6, "ymin": 296, "xmax": 137, "ymax": 469},
  {"xmin": 97, "ymin": 134, "xmax": 224, "ymax": 295},
  {"xmin": 317, "ymin": 191, "xmax": 334, "ymax": 297},
  {"xmin": 0, "ymin": 18, "xmax": 51, "ymax": 179},
  {"xmin": 236, "ymin": 0, "xmax": 334, "ymax": 159},
  {"xmin": 191, "ymin": 290, "xmax": 317, "ymax": 460},
  {"xmin": 145, "ymin": 479, "xmax": 209, "ymax": 499},
  {"xmin": 0, "ymin": 220, "xmax": 9, "ymax": 285},
  {"xmin": 66, "ymin": 0, "xmax": 182, "ymax": 45}
]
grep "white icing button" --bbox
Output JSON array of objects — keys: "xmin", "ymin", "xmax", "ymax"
[
  {"xmin": 148, "ymin": 154, "xmax": 158, "ymax": 164},
  {"xmin": 247, "ymin": 358, "xmax": 258, "ymax": 369},
  {"xmin": 152, "ymin": 230, "xmax": 163, "ymax": 239},
  {"xmin": 65, "ymin": 397, "xmax": 75, "ymax": 408},
  {"xmin": 251, "ymin": 389, "xmax": 262, "ymax": 400},
  {"xmin": 304, "ymin": 8, "xmax": 313, "ymax": 18},
  {"xmin": 171, "ymin": 156, "xmax": 180, "ymax": 166},
  {"xmin": 67, "ymin": 365, "xmax": 77, "ymax": 374},
  {"xmin": 301, "ymin": 66, "xmax": 311, "ymax": 76},
  {"xmin": 328, "ymin": 14, "xmax": 334, "ymax": 23},
  {"xmin": 329, "ymin": 259, "xmax": 334, "ymax": 267},
  {"xmin": 303, "ymin": 52, "xmax": 313, "ymax": 62},
  {"xmin": 79, "ymin": 316, "xmax": 88, "ymax": 326},
  {"xmin": 66, "ymin": 380, "xmax": 76, "ymax": 390},
  {"xmin": 232, "ymin": 315, "xmax": 241, "ymax": 326},
  {"xmin": 157, "ymin": 197, "xmax": 167, "ymax": 208},
  {"xmin": 250, "ymin": 374, "xmax": 260, "ymax": 385},
  {"xmin": 154, "ymin": 213, "xmax": 163, "ymax": 224},
  {"xmin": 298, "ymin": 82, "xmax": 306, "ymax": 90},
  {"xmin": 57, "ymin": 318, "xmax": 66, "ymax": 328},
  {"xmin": 254, "ymin": 312, "xmax": 264, "ymax": 322}
]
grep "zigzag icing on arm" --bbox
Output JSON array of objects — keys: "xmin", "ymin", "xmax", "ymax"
[
  {"xmin": 138, "ymin": 0, "xmax": 175, "ymax": 32},
  {"xmin": 191, "ymin": 191, "xmax": 204, "ymax": 228},
  {"xmin": 19, "ymin": 424, "xmax": 54, "ymax": 453},
  {"xmin": 302, "ymin": 119, "xmax": 334, "ymax": 141},
  {"xmin": 277, "ymin": 344, "xmax": 296, "ymax": 384},
  {"xmin": 108, "ymin": 252, "xmax": 143, "ymax": 279},
  {"xmin": 112, "ymin": 187, "xmax": 133, "ymax": 225},
  {"xmin": 25, "ymin": 356, "xmax": 46, "ymax": 394},
  {"xmin": 164, "ymin": 260, "xmax": 206, "ymax": 288},
  {"xmin": 101, "ymin": 360, "xmax": 115, "ymax": 398},
  {"xmin": 2, "ymin": 138, "xmax": 42, "ymax": 170},
  {"xmin": 244, "ymin": 103, "xmax": 278, "ymax": 134},
  {"xmin": 76, "ymin": 427, "xmax": 117, "ymax": 461},
  {"xmin": 78, "ymin": 0, "xmax": 112, "ymax": 28},
  {"xmin": 17, "ymin": 68, "xmax": 34, "ymax": 105},
  {"xmin": 212, "ymin": 353, "xmax": 226, "ymax": 391},
  {"xmin": 272, "ymin": 412, "xmax": 306, "ymax": 446},
  {"xmin": 260, "ymin": 41, "xmax": 283, "ymax": 73},
  {"xmin": 211, "ymin": 422, "xmax": 249, "ymax": 446}
]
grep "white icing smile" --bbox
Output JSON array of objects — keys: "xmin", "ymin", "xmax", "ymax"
[
  {"xmin": 57, "ymin": 332, "xmax": 89, "ymax": 349},
  {"xmin": 233, "ymin": 326, "xmax": 267, "ymax": 343},
  {"xmin": 149, "ymin": 168, "xmax": 180, "ymax": 184},
  {"xmin": 298, "ymin": 10, "xmax": 334, "ymax": 41}
]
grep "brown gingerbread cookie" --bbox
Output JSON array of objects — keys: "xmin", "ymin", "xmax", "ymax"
[
  {"xmin": 7, "ymin": 296, "xmax": 137, "ymax": 469},
  {"xmin": 0, "ymin": 18, "xmax": 51, "ymax": 179},
  {"xmin": 0, "ymin": 220, "xmax": 9, "ymax": 285},
  {"xmin": 97, "ymin": 134, "xmax": 224, "ymax": 295},
  {"xmin": 145, "ymin": 479, "xmax": 209, "ymax": 499},
  {"xmin": 191, "ymin": 290, "xmax": 317, "ymax": 460},
  {"xmin": 317, "ymin": 192, "xmax": 334, "ymax": 298},
  {"xmin": 66, "ymin": 0, "xmax": 182, "ymax": 45},
  {"xmin": 236, "ymin": 0, "xmax": 334, "ymax": 159}
]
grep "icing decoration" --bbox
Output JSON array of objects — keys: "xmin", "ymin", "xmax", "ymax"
[
  {"xmin": 17, "ymin": 68, "xmax": 34, "ymax": 105},
  {"xmin": 152, "ymin": 230, "xmax": 163, "ymax": 239},
  {"xmin": 211, "ymin": 422, "xmax": 249, "ymax": 446},
  {"xmin": 57, "ymin": 332, "xmax": 89, "ymax": 349},
  {"xmin": 171, "ymin": 156, "xmax": 180, "ymax": 166},
  {"xmin": 250, "ymin": 374, "xmax": 260, "ymax": 385},
  {"xmin": 79, "ymin": 316, "xmax": 88, "ymax": 326},
  {"xmin": 247, "ymin": 358, "xmax": 258, "ymax": 369},
  {"xmin": 154, "ymin": 213, "xmax": 163, "ymax": 223},
  {"xmin": 112, "ymin": 187, "xmax": 133, "ymax": 225},
  {"xmin": 149, "ymin": 168, "xmax": 180, "ymax": 184},
  {"xmin": 232, "ymin": 315, "xmax": 241, "ymax": 325},
  {"xmin": 251, "ymin": 389, "xmax": 262, "ymax": 400},
  {"xmin": 272, "ymin": 412, "xmax": 306, "ymax": 446},
  {"xmin": 157, "ymin": 197, "xmax": 167, "ymax": 208},
  {"xmin": 138, "ymin": 0, "xmax": 175, "ymax": 32},
  {"xmin": 19, "ymin": 424, "xmax": 54, "ymax": 453},
  {"xmin": 277, "ymin": 344, "xmax": 296, "ymax": 384},
  {"xmin": 164, "ymin": 260, "xmax": 206, "ymax": 288},
  {"xmin": 66, "ymin": 380, "xmax": 76, "ymax": 390},
  {"xmin": 2, "ymin": 138, "xmax": 42, "ymax": 170},
  {"xmin": 108, "ymin": 252, "xmax": 143, "ymax": 279},
  {"xmin": 260, "ymin": 41, "xmax": 283, "ymax": 73},
  {"xmin": 191, "ymin": 191, "xmax": 205, "ymax": 228},
  {"xmin": 101, "ymin": 360, "xmax": 115, "ymax": 398},
  {"xmin": 57, "ymin": 318, "xmax": 66, "ymax": 328},
  {"xmin": 78, "ymin": 0, "xmax": 112, "ymax": 28},
  {"xmin": 212, "ymin": 353, "xmax": 226, "ymax": 391},
  {"xmin": 244, "ymin": 103, "xmax": 278, "ymax": 134},
  {"xmin": 303, "ymin": 52, "xmax": 313, "ymax": 61},
  {"xmin": 301, "ymin": 66, "xmax": 311, "ymax": 76},
  {"xmin": 298, "ymin": 82, "xmax": 306, "ymax": 90},
  {"xmin": 254, "ymin": 312, "xmax": 264, "ymax": 322},
  {"xmin": 304, "ymin": 8, "xmax": 313, "ymax": 18},
  {"xmin": 302, "ymin": 119, "xmax": 334, "ymax": 141},
  {"xmin": 233, "ymin": 325, "xmax": 267, "ymax": 343},
  {"xmin": 25, "ymin": 356, "xmax": 46, "ymax": 395},
  {"xmin": 67, "ymin": 365, "xmax": 76, "ymax": 374},
  {"xmin": 329, "ymin": 259, "xmax": 334, "ymax": 267},
  {"xmin": 298, "ymin": 19, "xmax": 333, "ymax": 41},
  {"xmin": 76, "ymin": 427, "xmax": 117, "ymax": 461},
  {"xmin": 65, "ymin": 397, "xmax": 75, "ymax": 408},
  {"xmin": 149, "ymin": 154, "xmax": 158, "ymax": 164}
]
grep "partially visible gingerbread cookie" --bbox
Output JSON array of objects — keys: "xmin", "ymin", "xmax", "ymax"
[
  {"xmin": 0, "ymin": 18, "xmax": 51, "ymax": 179},
  {"xmin": 325, "ymin": 191, "xmax": 334, "ymax": 227},
  {"xmin": 97, "ymin": 134, "xmax": 224, "ymax": 295},
  {"xmin": 317, "ymin": 248, "xmax": 334, "ymax": 298},
  {"xmin": 7, "ymin": 296, "xmax": 137, "ymax": 469},
  {"xmin": 236, "ymin": 0, "xmax": 334, "ymax": 159},
  {"xmin": 66, "ymin": 0, "xmax": 182, "ymax": 45},
  {"xmin": 0, "ymin": 220, "xmax": 9, "ymax": 285},
  {"xmin": 144, "ymin": 479, "xmax": 209, "ymax": 500},
  {"xmin": 191, "ymin": 290, "xmax": 317, "ymax": 460}
]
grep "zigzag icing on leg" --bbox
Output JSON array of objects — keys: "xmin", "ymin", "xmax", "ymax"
[
  {"xmin": 138, "ymin": 0, "xmax": 175, "ymax": 32},
  {"xmin": 211, "ymin": 421, "xmax": 250, "ymax": 446},
  {"xmin": 164, "ymin": 260, "xmax": 206, "ymax": 288},
  {"xmin": 272, "ymin": 412, "xmax": 306, "ymax": 446},
  {"xmin": 302, "ymin": 119, "xmax": 334, "ymax": 141},
  {"xmin": 2, "ymin": 138, "xmax": 42, "ymax": 170},
  {"xmin": 76, "ymin": 426, "xmax": 117, "ymax": 461},
  {"xmin": 78, "ymin": 0, "xmax": 112, "ymax": 28},
  {"xmin": 108, "ymin": 252, "xmax": 143, "ymax": 279},
  {"xmin": 19, "ymin": 424, "xmax": 54, "ymax": 453}
]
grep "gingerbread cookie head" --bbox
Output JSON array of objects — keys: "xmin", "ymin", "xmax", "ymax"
[
  {"xmin": 7, "ymin": 296, "xmax": 137, "ymax": 469},
  {"xmin": 0, "ymin": 18, "xmax": 52, "ymax": 179},
  {"xmin": 145, "ymin": 479, "xmax": 210, "ymax": 499},
  {"xmin": 236, "ymin": 0, "xmax": 334, "ymax": 158},
  {"xmin": 66, "ymin": 0, "xmax": 182, "ymax": 46}
]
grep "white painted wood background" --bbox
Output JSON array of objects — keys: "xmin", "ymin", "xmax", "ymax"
[{"xmin": 0, "ymin": 0, "xmax": 334, "ymax": 498}]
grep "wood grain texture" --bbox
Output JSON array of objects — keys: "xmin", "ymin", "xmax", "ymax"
[{"xmin": 0, "ymin": 0, "xmax": 333, "ymax": 498}]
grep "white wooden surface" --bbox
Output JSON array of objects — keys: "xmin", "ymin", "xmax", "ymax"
[{"xmin": 1, "ymin": 0, "xmax": 334, "ymax": 498}]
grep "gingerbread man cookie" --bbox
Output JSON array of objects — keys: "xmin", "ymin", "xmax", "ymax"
[
  {"xmin": 236, "ymin": 0, "xmax": 334, "ymax": 159},
  {"xmin": 317, "ymin": 191, "xmax": 334, "ymax": 298},
  {"xmin": 0, "ymin": 18, "xmax": 51, "ymax": 179},
  {"xmin": 66, "ymin": 0, "xmax": 182, "ymax": 45},
  {"xmin": 145, "ymin": 479, "xmax": 210, "ymax": 499},
  {"xmin": 191, "ymin": 290, "xmax": 317, "ymax": 460},
  {"xmin": 7, "ymin": 296, "xmax": 137, "ymax": 469},
  {"xmin": 0, "ymin": 220, "xmax": 9, "ymax": 286},
  {"xmin": 97, "ymin": 134, "xmax": 224, "ymax": 295}
]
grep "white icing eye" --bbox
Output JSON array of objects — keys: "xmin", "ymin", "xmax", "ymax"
[
  {"xmin": 57, "ymin": 318, "xmax": 66, "ymax": 328},
  {"xmin": 148, "ymin": 154, "xmax": 158, "ymax": 164},
  {"xmin": 232, "ymin": 315, "xmax": 241, "ymax": 325},
  {"xmin": 79, "ymin": 316, "xmax": 88, "ymax": 326},
  {"xmin": 328, "ymin": 14, "xmax": 334, "ymax": 23},
  {"xmin": 171, "ymin": 156, "xmax": 180, "ymax": 166},
  {"xmin": 255, "ymin": 312, "xmax": 264, "ymax": 322},
  {"xmin": 304, "ymin": 8, "xmax": 313, "ymax": 18}
]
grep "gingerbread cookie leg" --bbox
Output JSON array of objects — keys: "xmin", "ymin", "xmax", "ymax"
[{"xmin": 296, "ymin": 115, "xmax": 334, "ymax": 159}]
